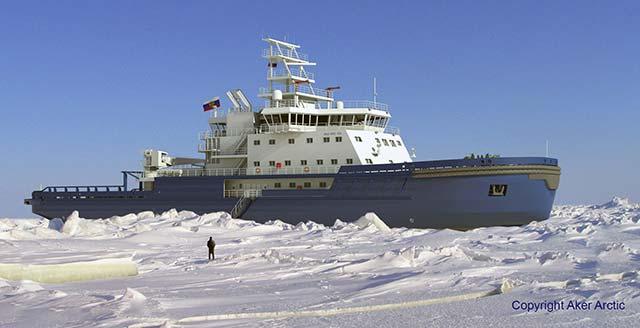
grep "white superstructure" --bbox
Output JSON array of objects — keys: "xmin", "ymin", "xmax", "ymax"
[
  {"xmin": 197, "ymin": 38, "xmax": 411, "ymax": 176},
  {"xmin": 144, "ymin": 38, "xmax": 411, "ymax": 183}
]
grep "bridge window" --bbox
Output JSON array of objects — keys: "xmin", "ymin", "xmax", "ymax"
[
  {"xmin": 300, "ymin": 160, "xmax": 308, "ymax": 165},
  {"xmin": 318, "ymin": 115, "xmax": 329, "ymax": 126},
  {"xmin": 331, "ymin": 159, "xmax": 338, "ymax": 165},
  {"xmin": 254, "ymin": 140, "xmax": 260, "ymax": 146},
  {"xmin": 269, "ymin": 139, "xmax": 276, "ymax": 145},
  {"xmin": 335, "ymin": 136, "xmax": 342, "ymax": 142},
  {"xmin": 323, "ymin": 137, "xmax": 330, "ymax": 143},
  {"xmin": 346, "ymin": 158, "xmax": 353, "ymax": 164},
  {"xmin": 306, "ymin": 137, "xmax": 313, "ymax": 143},
  {"xmin": 288, "ymin": 138, "xmax": 295, "ymax": 144},
  {"xmin": 284, "ymin": 160, "xmax": 291, "ymax": 166},
  {"xmin": 253, "ymin": 161, "xmax": 260, "ymax": 166},
  {"xmin": 316, "ymin": 159, "xmax": 323, "ymax": 165},
  {"xmin": 269, "ymin": 161, "xmax": 276, "ymax": 167}
]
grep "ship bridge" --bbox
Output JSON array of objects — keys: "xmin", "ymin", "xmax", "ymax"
[{"xmin": 257, "ymin": 38, "xmax": 393, "ymax": 135}]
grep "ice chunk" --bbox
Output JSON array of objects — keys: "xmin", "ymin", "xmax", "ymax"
[
  {"xmin": 119, "ymin": 287, "xmax": 147, "ymax": 303},
  {"xmin": 354, "ymin": 212, "xmax": 391, "ymax": 232},
  {"xmin": 0, "ymin": 258, "xmax": 138, "ymax": 283}
]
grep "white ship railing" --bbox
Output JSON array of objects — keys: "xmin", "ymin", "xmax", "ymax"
[
  {"xmin": 315, "ymin": 100, "xmax": 389, "ymax": 112},
  {"xmin": 384, "ymin": 126, "xmax": 400, "ymax": 135},
  {"xmin": 262, "ymin": 48, "xmax": 308, "ymax": 61},
  {"xmin": 199, "ymin": 122, "xmax": 397, "ymax": 138},
  {"xmin": 157, "ymin": 165, "xmax": 340, "ymax": 177},
  {"xmin": 224, "ymin": 189, "xmax": 263, "ymax": 198},
  {"xmin": 270, "ymin": 71, "xmax": 314, "ymax": 80},
  {"xmin": 259, "ymin": 96, "xmax": 390, "ymax": 113},
  {"xmin": 294, "ymin": 84, "xmax": 329, "ymax": 96},
  {"xmin": 200, "ymin": 128, "xmax": 256, "ymax": 139}
]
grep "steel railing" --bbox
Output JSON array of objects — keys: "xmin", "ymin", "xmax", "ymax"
[
  {"xmin": 157, "ymin": 165, "xmax": 341, "ymax": 177},
  {"xmin": 270, "ymin": 70, "xmax": 314, "ymax": 80},
  {"xmin": 258, "ymin": 95, "xmax": 390, "ymax": 113},
  {"xmin": 315, "ymin": 100, "xmax": 390, "ymax": 112},
  {"xmin": 262, "ymin": 48, "xmax": 309, "ymax": 61},
  {"xmin": 41, "ymin": 185, "xmax": 127, "ymax": 192},
  {"xmin": 224, "ymin": 189, "xmax": 263, "ymax": 198}
]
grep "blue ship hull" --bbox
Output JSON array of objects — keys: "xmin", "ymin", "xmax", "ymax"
[{"xmin": 26, "ymin": 157, "xmax": 560, "ymax": 229}]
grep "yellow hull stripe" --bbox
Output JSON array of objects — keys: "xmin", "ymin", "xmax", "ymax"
[{"xmin": 412, "ymin": 165, "xmax": 561, "ymax": 190}]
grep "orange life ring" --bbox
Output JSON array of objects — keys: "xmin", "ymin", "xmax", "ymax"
[
  {"xmin": 303, "ymin": 166, "xmax": 310, "ymax": 173},
  {"xmin": 255, "ymin": 167, "xmax": 261, "ymax": 174}
]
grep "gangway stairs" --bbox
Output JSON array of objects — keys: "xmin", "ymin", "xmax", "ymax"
[{"xmin": 230, "ymin": 189, "xmax": 261, "ymax": 218}]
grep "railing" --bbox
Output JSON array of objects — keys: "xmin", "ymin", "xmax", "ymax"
[
  {"xmin": 195, "ymin": 147, "xmax": 248, "ymax": 156},
  {"xmin": 160, "ymin": 168, "xmax": 247, "ymax": 177},
  {"xmin": 206, "ymin": 107, "xmax": 253, "ymax": 118},
  {"xmin": 270, "ymin": 70, "xmax": 314, "ymax": 80},
  {"xmin": 200, "ymin": 128, "xmax": 256, "ymax": 139},
  {"xmin": 261, "ymin": 99, "xmax": 313, "ymax": 108},
  {"xmin": 294, "ymin": 84, "xmax": 329, "ymax": 97},
  {"xmin": 258, "ymin": 95, "xmax": 390, "ymax": 113},
  {"xmin": 254, "ymin": 165, "xmax": 340, "ymax": 175},
  {"xmin": 41, "ymin": 185, "xmax": 127, "ymax": 192},
  {"xmin": 384, "ymin": 126, "xmax": 400, "ymax": 135},
  {"xmin": 157, "ymin": 165, "xmax": 340, "ymax": 177},
  {"xmin": 262, "ymin": 48, "xmax": 309, "ymax": 61},
  {"xmin": 224, "ymin": 189, "xmax": 263, "ymax": 198},
  {"xmin": 315, "ymin": 100, "xmax": 390, "ymax": 112}
]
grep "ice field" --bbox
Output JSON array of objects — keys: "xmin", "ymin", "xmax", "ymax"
[{"xmin": 1, "ymin": 197, "xmax": 639, "ymax": 327}]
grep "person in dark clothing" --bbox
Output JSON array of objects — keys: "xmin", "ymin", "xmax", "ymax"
[{"xmin": 207, "ymin": 237, "xmax": 216, "ymax": 261}]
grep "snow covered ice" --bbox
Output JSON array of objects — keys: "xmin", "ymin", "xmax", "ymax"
[{"xmin": 1, "ymin": 198, "xmax": 640, "ymax": 327}]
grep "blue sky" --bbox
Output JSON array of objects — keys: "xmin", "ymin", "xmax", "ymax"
[{"xmin": 1, "ymin": 1, "xmax": 639, "ymax": 217}]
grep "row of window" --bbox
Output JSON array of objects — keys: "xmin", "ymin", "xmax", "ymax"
[
  {"xmin": 273, "ymin": 181, "xmax": 328, "ymax": 189},
  {"xmin": 254, "ymin": 136, "xmax": 343, "ymax": 146},
  {"xmin": 254, "ymin": 158, "xmax": 354, "ymax": 167},
  {"xmin": 252, "ymin": 136, "xmax": 402, "ymax": 147},
  {"xmin": 363, "ymin": 159, "xmax": 394, "ymax": 164},
  {"xmin": 376, "ymin": 138, "xmax": 401, "ymax": 147},
  {"xmin": 353, "ymin": 136, "xmax": 402, "ymax": 147}
]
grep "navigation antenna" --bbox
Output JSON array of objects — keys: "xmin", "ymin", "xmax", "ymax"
[
  {"xmin": 373, "ymin": 77, "xmax": 377, "ymax": 105},
  {"xmin": 546, "ymin": 140, "xmax": 549, "ymax": 157}
]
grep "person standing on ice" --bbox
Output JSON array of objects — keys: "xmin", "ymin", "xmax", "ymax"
[{"xmin": 207, "ymin": 237, "xmax": 216, "ymax": 261}]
